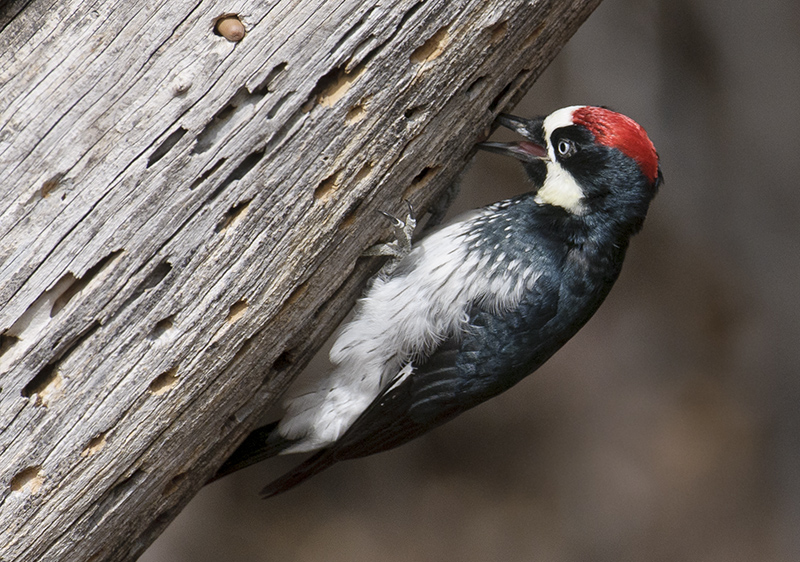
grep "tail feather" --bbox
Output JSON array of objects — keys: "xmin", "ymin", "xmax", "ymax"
[
  {"xmin": 259, "ymin": 450, "xmax": 338, "ymax": 498},
  {"xmin": 209, "ymin": 421, "xmax": 292, "ymax": 483}
]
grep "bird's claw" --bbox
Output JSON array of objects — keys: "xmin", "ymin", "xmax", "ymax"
[{"xmin": 363, "ymin": 201, "xmax": 417, "ymax": 263}]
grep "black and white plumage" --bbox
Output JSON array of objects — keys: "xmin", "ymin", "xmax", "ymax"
[{"xmin": 215, "ymin": 105, "xmax": 662, "ymax": 497}]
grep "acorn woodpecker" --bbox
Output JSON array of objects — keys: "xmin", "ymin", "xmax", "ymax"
[{"xmin": 214, "ymin": 105, "xmax": 662, "ymax": 497}]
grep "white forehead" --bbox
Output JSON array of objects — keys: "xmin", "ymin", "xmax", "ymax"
[{"xmin": 542, "ymin": 105, "xmax": 585, "ymax": 141}]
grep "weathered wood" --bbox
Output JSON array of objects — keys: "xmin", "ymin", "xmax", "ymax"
[{"xmin": 0, "ymin": 0, "xmax": 601, "ymax": 559}]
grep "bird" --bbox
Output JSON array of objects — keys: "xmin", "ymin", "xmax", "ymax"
[{"xmin": 213, "ymin": 105, "xmax": 662, "ymax": 497}]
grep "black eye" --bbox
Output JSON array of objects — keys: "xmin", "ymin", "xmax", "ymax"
[{"xmin": 557, "ymin": 138, "xmax": 577, "ymax": 158}]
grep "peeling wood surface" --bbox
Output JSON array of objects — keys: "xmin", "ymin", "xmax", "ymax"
[{"xmin": 0, "ymin": 0, "xmax": 601, "ymax": 560}]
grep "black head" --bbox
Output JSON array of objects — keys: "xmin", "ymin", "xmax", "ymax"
[{"xmin": 479, "ymin": 106, "xmax": 662, "ymax": 235}]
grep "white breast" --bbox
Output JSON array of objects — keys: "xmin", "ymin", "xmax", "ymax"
[{"xmin": 277, "ymin": 207, "xmax": 540, "ymax": 453}]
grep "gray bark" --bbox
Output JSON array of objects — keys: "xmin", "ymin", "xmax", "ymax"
[{"xmin": 0, "ymin": 0, "xmax": 601, "ymax": 560}]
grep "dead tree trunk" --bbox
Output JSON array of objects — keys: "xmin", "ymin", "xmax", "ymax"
[{"xmin": 0, "ymin": 0, "xmax": 601, "ymax": 559}]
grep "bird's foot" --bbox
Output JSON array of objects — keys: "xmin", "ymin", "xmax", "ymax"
[{"xmin": 363, "ymin": 201, "xmax": 416, "ymax": 261}]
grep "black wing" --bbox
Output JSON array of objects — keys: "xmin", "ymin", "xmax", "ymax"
[{"xmin": 259, "ymin": 272, "xmax": 562, "ymax": 497}]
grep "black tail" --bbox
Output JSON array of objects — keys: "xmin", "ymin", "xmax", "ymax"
[
  {"xmin": 209, "ymin": 421, "xmax": 293, "ymax": 483},
  {"xmin": 259, "ymin": 450, "xmax": 338, "ymax": 498}
]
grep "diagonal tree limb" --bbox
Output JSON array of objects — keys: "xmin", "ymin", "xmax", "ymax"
[{"xmin": 0, "ymin": 0, "xmax": 602, "ymax": 559}]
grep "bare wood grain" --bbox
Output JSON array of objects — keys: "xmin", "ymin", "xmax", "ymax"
[{"xmin": 0, "ymin": 0, "xmax": 602, "ymax": 559}]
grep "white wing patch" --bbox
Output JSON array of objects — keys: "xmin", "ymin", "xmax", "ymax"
[{"xmin": 277, "ymin": 208, "xmax": 541, "ymax": 453}]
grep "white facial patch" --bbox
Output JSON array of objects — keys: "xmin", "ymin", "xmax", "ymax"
[
  {"xmin": 535, "ymin": 160, "xmax": 586, "ymax": 214},
  {"xmin": 542, "ymin": 105, "xmax": 583, "ymax": 139},
  {"xmin": 535, "ymin": 106, "xmax": 587, "ymax": 214}
]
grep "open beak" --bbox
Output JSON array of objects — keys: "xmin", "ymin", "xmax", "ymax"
[{"xmin": 477, "ymin": 114, "xmax": 549, "ymax": 162}]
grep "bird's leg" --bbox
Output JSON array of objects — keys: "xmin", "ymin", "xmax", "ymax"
[{"xmin": 363, "ymin": 201, "xmax": 416, "ymax": 261}]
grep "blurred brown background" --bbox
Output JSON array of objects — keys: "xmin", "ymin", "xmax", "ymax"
[{"xmin": 141, "ymin": 0, "xmax": 800, "ymax": 560}]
